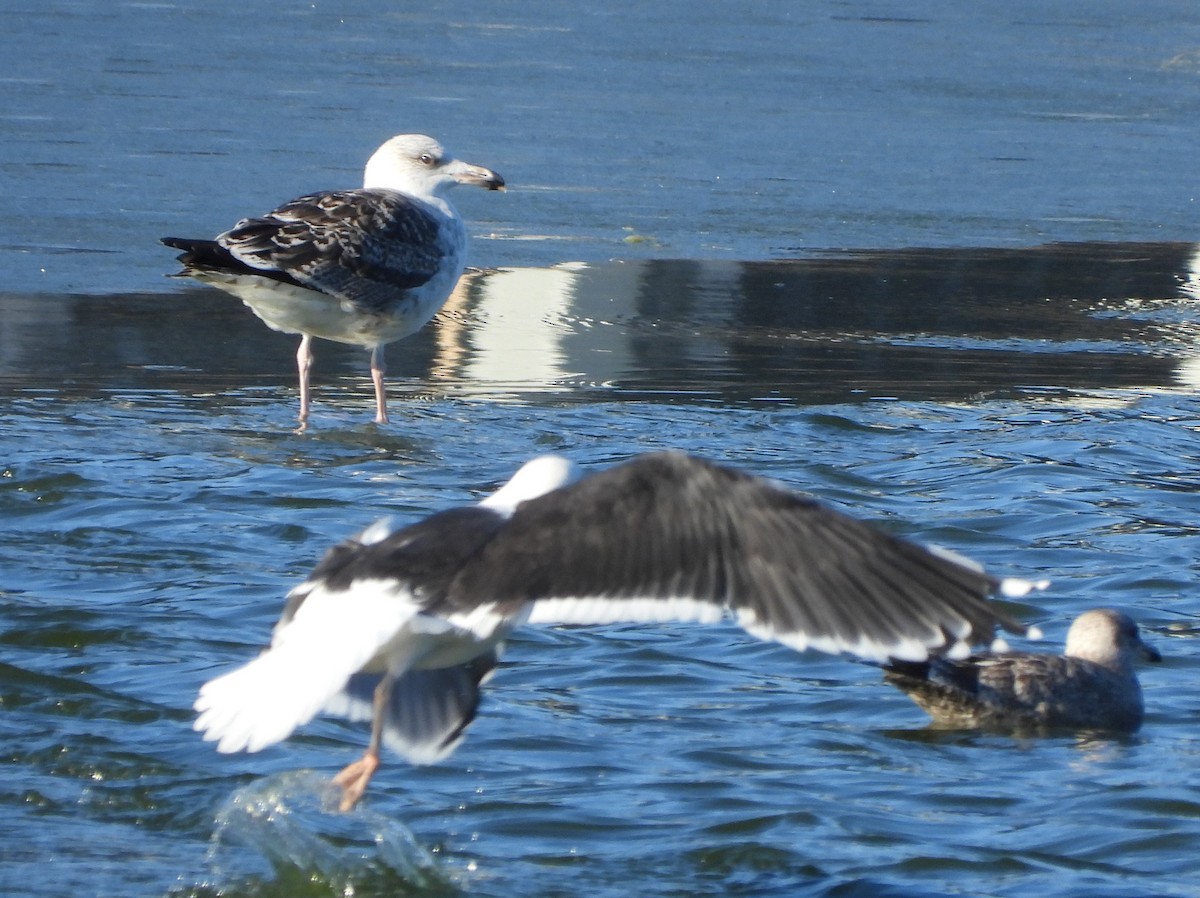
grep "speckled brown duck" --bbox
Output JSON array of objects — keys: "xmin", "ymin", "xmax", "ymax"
[{"xmin": 885, "ymin": 608, "xmax": 1161, "ymax": 733}]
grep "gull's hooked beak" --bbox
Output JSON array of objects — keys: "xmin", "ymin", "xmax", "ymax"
[{"xmin": 448, "ymin": 159, "xmax": 506, "ymax": 191}]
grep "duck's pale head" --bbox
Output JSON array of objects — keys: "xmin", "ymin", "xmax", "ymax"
[{"xmin": 1064, "ymin": 608, "xmax": 1161, "ymax": 672}]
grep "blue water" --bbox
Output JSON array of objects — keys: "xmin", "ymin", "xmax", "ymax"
[
  {"xmin": 2, "ymin": 2, "xmax": 1200, "ymax": 896},
  {"xmin": 3, "ymin": 0, "xmax": 1199, "ymax": 293}
]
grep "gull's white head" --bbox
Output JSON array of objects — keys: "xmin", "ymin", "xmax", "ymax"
[
  {"xmin": 362, "ymin": 134, "xmax": 505, "ymax": 197},
  {"xmin": 479, "ymin": 455, "xmax": 577, "ymax": 517}
]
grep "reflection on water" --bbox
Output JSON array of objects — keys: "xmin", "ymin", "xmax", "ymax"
[
  {"xmin": 449, "ymin": 241, "xmax": 1200, "ymax": 403},
  {"xmin": 3, "ymin": 242, "xmax": 1197, "ymax": 409}
]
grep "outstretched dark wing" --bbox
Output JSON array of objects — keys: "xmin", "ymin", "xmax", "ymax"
[{"xmin": 444, "ymin": 452, "xmax": 1035, "ymax": 663}]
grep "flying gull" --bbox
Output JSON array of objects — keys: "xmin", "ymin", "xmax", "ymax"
[
  {"xmin": 193, "ymin": 451, "xmax": 1047, "ymax": 811},
  {"xmin": 885, "ymin": 607, "xmax": 1160, "ymax": 732},
  {"xmin": 162, "ymin": 134, "xmax": 504, "ymax": 428}
]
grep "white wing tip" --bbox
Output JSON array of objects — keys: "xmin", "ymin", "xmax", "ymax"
[
  {"xmin": 479, "ymin": 454, "xmax": 577, "ymax": 515},
  {"xmin": 358, "ymin": 516, "xmax": 398, "ymax": 545},
  {"xmin": 998, "ymin": 576, "xmax": 1050, "ymax": 598},
  {"xmin": 924, "ymin": 545, "xmax": 1051, "ymax": 602},
  {"xmin": 943, "ymin": 639, "xmax": 972, "ymax": 660}
]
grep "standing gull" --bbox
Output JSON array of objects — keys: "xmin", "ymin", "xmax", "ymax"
[
  {"xmin": 194, "ymin": 451, "xmax": 1047, "ymax": 811},
  {"xmin": 885, "ymin": 608, "xmax": 1161, "ymax": 732},
  {"xmin": 162, "ymin": 134, "xmax": 504, "ymax": 427}
]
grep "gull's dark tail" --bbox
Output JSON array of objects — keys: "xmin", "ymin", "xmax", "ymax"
[
  {"xmin": 160, "ymin": 236, "xmax": 303, "ymax": 288},
  {"xmin": 322, "ymin": 651, "xmax": 501, "ymax": 765}
]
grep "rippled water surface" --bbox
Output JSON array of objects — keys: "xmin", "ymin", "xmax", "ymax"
[
  {"xmin": 4, "ymin": 248, "xmax": 1200, "ymax": 898},
  {"xmin": 3, "ymin": 1, "xmax": 1200, "ymax": 896}
]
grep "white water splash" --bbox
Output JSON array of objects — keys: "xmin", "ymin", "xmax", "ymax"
[{"xmin": 199, "ymin": 770, "xmax": 442, "ymax": 893}]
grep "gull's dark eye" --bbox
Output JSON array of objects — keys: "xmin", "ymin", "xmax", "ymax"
[{"xmin": 418, "ymin": 153, "xmax": 437, "ymax": 167}]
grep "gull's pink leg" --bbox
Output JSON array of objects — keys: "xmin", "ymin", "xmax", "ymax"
[
  {"xmin": 369, "ymin": 344, "xmax": 388, "ymax": 424},
  {"xmin": 296, "ymin": 334, "xmax": 314, "ymax": 430},
  {"xmin": 330, "ymin": 672, "xmax": 393, "ymax": 811},
  {"xmin": 331, "ymin": 749, "xmax": 380, "ymax": 813}
]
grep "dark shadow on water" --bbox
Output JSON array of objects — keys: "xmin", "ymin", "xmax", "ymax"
[{"xmin": 2, "ymin": 241, "xmax": 1197, "ymax": 410}]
